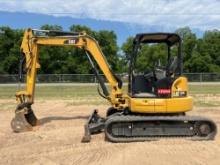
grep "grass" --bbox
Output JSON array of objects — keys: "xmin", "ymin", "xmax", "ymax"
[
  {"xmin": 0, "ymin": 84, "xmax": 110, "ymax": 106},
  {"xmin": 0, "ymin": 83, "xmax": 220, "ymax": 107},
  {"xmin": 0, "ymin": 85, "xmax": 101, "ymax": 99},
  {"xmin": 189, "ymin": 84, "xmax": 220, "ymax": 94},
  {"xmin": 189, "ymin": 84, "xmax": 220, "ymax": 107}
]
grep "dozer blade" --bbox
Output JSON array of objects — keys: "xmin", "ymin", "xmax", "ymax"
[
  {"xmin": 81, "ymin": 110, "xmax": 105, "ymax": 143},
  {"xmin": 11, "ymin": 108, "xmax": 39, "ymax": 133}
]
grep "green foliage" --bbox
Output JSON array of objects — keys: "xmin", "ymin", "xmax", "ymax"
[
  {"xmin": 38, "ymin": 24, "xmax": 68, "ymax": 74},
  {"xmin": 176, "ymin": 27, "xmax": 220, "ymax": 72},
  {"xmin": 0, "ymin": 25, "xmax": 220, "ymax": 74},
  {"xmin": 0, "ymin": 27, "xmax": 23, "ymax": 74},
  {"xmin": 121, "ymin": 27, "xmax": 220, "ymax": 73},
  {"xmin": 121, "ymin": 37, "xmax": 177, "ymax": 73},
  {"xmin": 70, "ymin": 25, "xmax": 120, "ymax": 73},
  {"xmin": 121, "ymin": 37, "xmax": 134, "ymax": 62},
  {"xmin": 96, "ymin": 30, "xmax": 119, "ymax": 71}
]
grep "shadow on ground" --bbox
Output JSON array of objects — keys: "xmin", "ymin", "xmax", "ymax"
[{"xmin": 39, "ymin": 115, "xmax": 89, "ymax": 125}]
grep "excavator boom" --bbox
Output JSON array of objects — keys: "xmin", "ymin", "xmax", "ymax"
[{"xmin": 11, "ymin": 28, "xmax": 126, "ymax": 137}]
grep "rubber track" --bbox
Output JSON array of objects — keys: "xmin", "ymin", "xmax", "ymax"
[{"xmin": 105, "ymin": 115, "xmax": 217, "ymax": 142}]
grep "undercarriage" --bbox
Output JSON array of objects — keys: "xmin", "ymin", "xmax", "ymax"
[
  {"xmin": 82, "ymin": 110, "xmax": 217, "ymax": 142},
  {"xmin": 11, "ymin": 106, "xmax": 217, "ymax": 143}
]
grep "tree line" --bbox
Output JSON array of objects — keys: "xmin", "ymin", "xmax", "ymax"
[{"xmin": 0, "ymin": 25, "xmax": 220, "ymax": 74}]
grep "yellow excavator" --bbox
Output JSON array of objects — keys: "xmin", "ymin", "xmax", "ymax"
[{"xmin": 11, "ymin": 28, "xmax": 217, "ymax": 142}]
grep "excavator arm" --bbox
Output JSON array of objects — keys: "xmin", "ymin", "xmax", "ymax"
[{"xmin": 11, "ymin": 28, "xmax": 127, "ymax": 138}]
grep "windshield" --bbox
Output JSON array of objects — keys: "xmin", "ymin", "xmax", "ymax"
[{"xmin": 133, "ymin": 42, "xmax": 178, "ymax": 74}]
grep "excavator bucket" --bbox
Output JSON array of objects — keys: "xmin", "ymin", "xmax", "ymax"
[{"xmin": 11, "ymin": 106, "xmax": 39, "ymax": 132}]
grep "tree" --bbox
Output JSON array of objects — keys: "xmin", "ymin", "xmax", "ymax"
[
  {"xmin": 0, "ymin": 27, "xmax": 23, "ymax": 74},
  {"xmin": 121, "ymin": 36, "xmax": 171, "ymax": 73},
  {"xmin": 175, "ymin": 27, "xmax": 220, "ymax": 72},
  {"xmin": 202, "ymin": 30, "xmax": 220, "ymax": 72},
  {"xmin": 175, "ymin": 27, "xmax": 197, "ymax": 72},
  {"xmin": 38, "ymin": 24, "xmax": 68, "ymax": 74},
  {"xmin": 96, "ymin": 30, "xmax": 119, "ymax": 71},
  {"xmin": 69, "ymin": 25, "xmax": 120, "ymax": 73},
  {"xmin": 121, "ymin": 37, "xmax": 134, "ymax": 62},
  {"xmin": 1, "ymin": 25, "xmax": 220, "ymax": 74}
]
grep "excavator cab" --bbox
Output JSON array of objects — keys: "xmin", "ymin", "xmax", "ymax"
[
  {"xmin": 126, "ymin": 33, "xmax": 193, "ymax": 114},
  {"xmin": 129, "ymin": 33, "xmax": 182, "ymax": 98}
]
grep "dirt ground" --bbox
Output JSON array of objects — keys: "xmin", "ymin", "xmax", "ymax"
[{"xmin": 0, "ymin": 100, "xmax": 220, "ymax": 165}]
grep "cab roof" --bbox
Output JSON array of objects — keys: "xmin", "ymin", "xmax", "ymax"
[{"xmin": 134, "ymin": 33, "xmax": 181, "ymax": 46}]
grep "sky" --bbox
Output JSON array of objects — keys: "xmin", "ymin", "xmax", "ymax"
[{"xmin": 0, "ymin": 0, "xmax": 220, "ymax": 44}]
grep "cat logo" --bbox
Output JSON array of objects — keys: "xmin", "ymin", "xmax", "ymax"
[{"xmin": 64, "ymin": 39, "xmax": 79, "ymax": 45}]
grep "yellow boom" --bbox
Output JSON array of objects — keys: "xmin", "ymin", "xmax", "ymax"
[
  {"xmin": 11, "ymin": 28, "xmax": 127, "ymax": 133},
  {"xmin": 17, "ymin": 29, "xmax": 126, "ymax": 107}
]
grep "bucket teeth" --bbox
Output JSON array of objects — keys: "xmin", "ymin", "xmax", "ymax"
[{"xmin": 11, "ymin": 109, "xmax": 39, "ymax": 132}]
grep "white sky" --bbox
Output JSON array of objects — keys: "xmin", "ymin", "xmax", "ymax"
[{"xmin": 0, "ymin": 0, "xmax": 220, "ymax": 30}]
